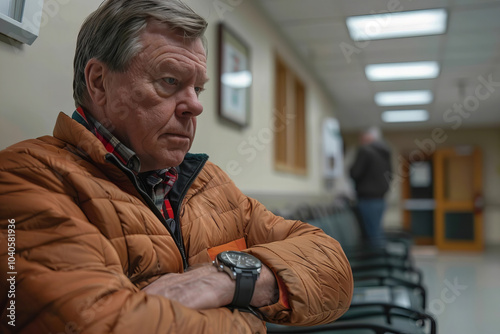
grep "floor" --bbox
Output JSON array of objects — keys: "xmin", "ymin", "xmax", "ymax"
[{"xmin": 413, "ymin": 246, "xmax": 500, "ymax": 334}]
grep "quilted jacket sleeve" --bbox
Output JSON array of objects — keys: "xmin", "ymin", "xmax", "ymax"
[
  {"xmin": 0, "ymin": 149, "xmax": 264, "ymax": 334},
  {"xmin": 240, "ymin": 192, "xmax": 354, "ymax": 325}
]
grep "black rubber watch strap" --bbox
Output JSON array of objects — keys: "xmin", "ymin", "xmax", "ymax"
[{"xmin": 231, "ymin": 271, "xmax": 256, "ymax": 308}]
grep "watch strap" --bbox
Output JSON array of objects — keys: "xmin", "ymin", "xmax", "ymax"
[{"xmin": 231, "ymin": 271, "xmax": 257, "ymax": 308}]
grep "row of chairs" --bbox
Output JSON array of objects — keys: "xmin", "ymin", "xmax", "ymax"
[{"xmin": 266, "ymin": 198, "xmax": 437, "ymax": 334}]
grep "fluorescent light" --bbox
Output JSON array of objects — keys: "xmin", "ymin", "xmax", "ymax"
[
  {"xmin": 346, "ymin": 9, "xmax": 447, "ymax": 41},
  {"xmin": 382, "ymin": 110, "xmax": 429, "ymax": 123},
  {"xmin": 375, "ymin": 90, "xmax": 433, "ymax": 106},
  {"xmin": 221, "ymin": 71, "xmax": 252, "ymax": 88},
  {"xmin": 366, "ymin": 61, "xmax": 440, "ymax": 81}
]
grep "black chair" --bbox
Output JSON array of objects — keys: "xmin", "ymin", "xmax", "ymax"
[
  {"xmin": 266, "ymin": 201, "xmax": 436, "ymax": 334},
  {"xmin": 307, "ymin": 203, "xmax": 423, "ymax": 286},
  {"xmin": 266, "ymin": 303, "xmax": 437, "ymax": 334}
]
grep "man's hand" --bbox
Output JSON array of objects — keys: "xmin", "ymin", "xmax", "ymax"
[{"xmin": 142, "ymin": 262, "xmax": 278, "ymax": 310}]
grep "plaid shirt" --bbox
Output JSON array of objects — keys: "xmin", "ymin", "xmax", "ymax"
[
  {"xmin": 72, "ymin": 107, "xmax": 178, "ymax": 232},
  {"xmin": 138, "ymin": 168, "xmax": 178, "ymax": 221}
]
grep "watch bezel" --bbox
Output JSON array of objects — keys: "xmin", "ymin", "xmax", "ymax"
[{"xmin": 215, "ymin": 251, "xmax": 262, "ymax": 280}]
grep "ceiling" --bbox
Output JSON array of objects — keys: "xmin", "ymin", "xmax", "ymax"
[{"xmin": 255, "ymin": 0, "xmax": 500, "ymax": 131}]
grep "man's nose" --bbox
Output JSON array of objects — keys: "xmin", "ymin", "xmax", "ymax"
[{"xmin": 176, "ymin": 87, "xmax": 204, "ymax": 118}]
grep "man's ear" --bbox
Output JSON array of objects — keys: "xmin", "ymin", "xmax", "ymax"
[{"xmin": 85, "ymin": 58, "xmax": 108, "ymax": 107}]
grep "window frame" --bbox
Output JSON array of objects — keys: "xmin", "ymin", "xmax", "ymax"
[
  {"xmin": 273, "ymin": 55, "xmax": 307, "ymax": 175},
  {"xmin": 0, "ymin": 0, "xmax": 43, "ymax": 45}
]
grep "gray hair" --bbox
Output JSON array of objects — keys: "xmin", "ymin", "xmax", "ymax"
[{"xmin": 73, "ymin": 0, "xmax": 208, "ymax": 108}]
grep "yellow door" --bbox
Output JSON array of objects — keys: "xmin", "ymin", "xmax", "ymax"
[{"xmin": 433, "ymin": 147, "xmax": 483, "ymax": 251}]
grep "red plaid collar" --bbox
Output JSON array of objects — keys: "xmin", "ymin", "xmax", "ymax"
[{"xmin": 73, "ymin": 107, "xmax": 141, "ymax": 173}]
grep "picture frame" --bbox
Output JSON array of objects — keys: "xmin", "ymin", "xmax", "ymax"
[
  {"xmin": 218, "ymin": 22, "xmax": 252, "ymax": 128},
  {"xmin": 322, "ymin": 118, "xmax": 344, "ymax": 179}
]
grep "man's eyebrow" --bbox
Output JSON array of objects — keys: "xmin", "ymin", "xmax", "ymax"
[
  {"xmin": 156, "ymin": 59, "xmax": 209, "ymax": 84},
  {"xmin": 156, "ymin": 59, "xmax": 185, "ymax": 75},
  {"xmin": 200, "ymin": 76, "xmax": 210, "ymax": 85}
]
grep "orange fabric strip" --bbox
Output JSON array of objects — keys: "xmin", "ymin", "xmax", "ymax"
[
  {"xmin": 275, "ymin": 273, "xmax": 290, "ymax": 309},
  {"xmin": 207, "ymin": 238, "xmax": 247, "ymax": 261}
]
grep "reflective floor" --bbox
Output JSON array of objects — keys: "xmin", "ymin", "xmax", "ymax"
[{"xmin": 414, "ymin": 246, "xmax": 500, "ymax": 334}]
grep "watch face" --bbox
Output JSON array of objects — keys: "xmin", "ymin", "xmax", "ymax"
[{"xmin": 219, "ymin": 251, "xmax": 261, "ymax": 269}]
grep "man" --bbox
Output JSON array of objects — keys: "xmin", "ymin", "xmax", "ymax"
[
  {"xmin": 350, "ymin": 127, "xmax": 393, "ymax": 245},
  {"xmin": 0, "ymin": 1, "xmax": 353, "ymax": 333}
]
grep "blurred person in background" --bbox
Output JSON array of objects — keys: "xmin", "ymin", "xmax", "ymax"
[{"xmin": 350, "ymin": 127, "xmax": 393, "ymax": 245}]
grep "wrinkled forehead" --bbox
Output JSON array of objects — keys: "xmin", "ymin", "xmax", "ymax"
[
  {"xmin": 130, "ymin": 22, "xmax": 207, "ymax": 82},
  {"xmin": 141, "ymin": 20, "xmax": 206, "ymax": 57}
]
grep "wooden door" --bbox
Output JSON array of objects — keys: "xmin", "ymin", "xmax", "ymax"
[{"xmin": 433, "ymin": 147, "xmax": 483, "ymax": 251}]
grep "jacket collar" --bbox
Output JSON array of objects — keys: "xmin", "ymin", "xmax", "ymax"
[
  {"xmin": 53, "ymin": 112, "xmax": 138, "ymax": 188},
  {"xmin": 169, "ymin": 153, "xmax": 209, "ymax": 217},
  {"xmin": 53, "ymin": 112, "xmax": 109, "ymax": 165},
  {"xmin": 72, "ymin": 107, "xmax": 141, "ymax": 173}
]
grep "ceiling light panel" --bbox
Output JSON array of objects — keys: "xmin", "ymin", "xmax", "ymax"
[
  {"xmin": 346, "ymin": 9, "xmax": 447, "ymax": 41},
  {"xmin": 366, "ymin": 61, "xmax": 440, "ymax": 81},
  {"xmin": 375, "ymin": 90, "xmax": 433, "ymax": 106},
  {"xmin": 382, "ymin": 110, "xmax": 429, "ymax": 123}
]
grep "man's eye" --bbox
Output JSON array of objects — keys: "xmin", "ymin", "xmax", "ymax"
[
  {"xmin": 195, "ymin": 87, "xmax": 204, "ymax": 96},
  {"xmin": 163, "ymin": 77, "xmax": 178, "ymax": 85}
]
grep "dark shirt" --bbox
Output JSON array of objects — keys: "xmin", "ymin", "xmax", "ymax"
[{"xmin": 350, "ymin": 141, "xmax": 392, "ymax": 198}]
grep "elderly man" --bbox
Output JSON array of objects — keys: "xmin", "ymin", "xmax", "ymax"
[{"xmin": 0, "ymin": 1, "xmax": 353, "ymax": 333}]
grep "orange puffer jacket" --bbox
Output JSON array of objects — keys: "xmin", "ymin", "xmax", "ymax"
[{"xmin": 0, "ymin": 113, "xmax": 353, "ymax": 334}]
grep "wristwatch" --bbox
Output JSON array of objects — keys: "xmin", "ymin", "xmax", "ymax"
[{"xmin": 214, "ymin": 251, "xmax": 262, "ymax": 308}]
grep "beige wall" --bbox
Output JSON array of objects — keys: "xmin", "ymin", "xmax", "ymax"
[
  {"xmin": 0, "ymin": 0, "xmax": 337, "ymax": 197},
  {"xmin": 0, "ymin": 1, "xmax": 91, "ymax": 145},
  {"xmin": 344, "ymin": 127, "xmax": 500, "ymax": 246}
]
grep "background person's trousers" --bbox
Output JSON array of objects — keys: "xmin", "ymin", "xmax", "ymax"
[{"xmin": 357, "ymin": 198, "xmax": 386, "ymax": 246}]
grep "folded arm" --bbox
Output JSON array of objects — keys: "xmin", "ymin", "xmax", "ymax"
[
  {"xmin": 242, "ymin": 197, "xmax": 354, "ymax": 326},
  {"xmin": 142, "ymin": 260, "xmax": 278, "ymax": 309}
]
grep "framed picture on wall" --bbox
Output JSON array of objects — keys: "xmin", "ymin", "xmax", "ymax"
[
  {"xmin": 218, "ymin": 23, "xmax": 252, "ymax": 127},
  {"xmin": 322, "ymin": 118, "xmax": 344, "ymax": 179}
]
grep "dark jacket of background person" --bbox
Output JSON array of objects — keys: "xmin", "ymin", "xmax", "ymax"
[
  {"xmin": 0, "ymin": 113, "xmax": 354, "ymax": 333},
  {"xmin": 350, "ymin": 140, "xmax": 392, "ymax": 199}
]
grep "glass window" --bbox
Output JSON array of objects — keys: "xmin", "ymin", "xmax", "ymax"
[{"xmin": 0, "ymin": 0, "xmax": 23, "ymax": 22}]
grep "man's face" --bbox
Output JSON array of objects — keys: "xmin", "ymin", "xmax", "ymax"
[{"xmin": 101, "ymin": 22, "xmax": 208, "ymax": 171}]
